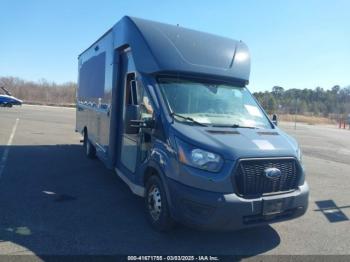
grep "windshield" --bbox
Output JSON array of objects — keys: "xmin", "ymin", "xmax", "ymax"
[{"xmin": 158, "ymin": 77, "xmax": 272, "ymax": 129}]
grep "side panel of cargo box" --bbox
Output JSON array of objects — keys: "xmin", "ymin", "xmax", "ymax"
[{"xmin": 76, "ymin": 31, "xmax": 115, "ymax": 167}]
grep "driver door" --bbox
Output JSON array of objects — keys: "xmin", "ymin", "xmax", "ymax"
[{"xmin": 116, "ymin": 50, "xmax": 154, "ymax": 176}]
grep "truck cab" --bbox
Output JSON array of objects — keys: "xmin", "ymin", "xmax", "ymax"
[{"xmin": 76, "ymin": 16, "xmax": 309, "ymax": 231}]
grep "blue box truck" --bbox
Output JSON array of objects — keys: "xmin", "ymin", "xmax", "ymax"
[{"xmin": 76, "ymin": 16, "xmax": 309, "ymax": 231}]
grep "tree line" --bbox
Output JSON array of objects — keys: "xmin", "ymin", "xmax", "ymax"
[
  {"xmin": 1, "ymin": 76, "xmax": 349, "ymax": 117},
  {"xmin": 253, "ymin": 85, "xmax": 350, "ymax": 118},
  {"xmin": 0, "ymin": 76, "xmax": 76, "ymax": 106}
]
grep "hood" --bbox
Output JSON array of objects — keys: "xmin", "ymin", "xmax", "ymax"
[{"xmin": 172, "ymin": 122, "xmax": 299, "ymax": 160}]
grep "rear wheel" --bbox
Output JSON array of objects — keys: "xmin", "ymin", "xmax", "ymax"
[
  {"xmin": 83, "ymin": 130, "xmax": 96, "ymax": 158},
  {"xmin": 145, "ymin": 175, "xmax": 174, "ymax": 232}
]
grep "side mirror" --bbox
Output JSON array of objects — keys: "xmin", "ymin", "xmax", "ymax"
[
  {"xmin": 125, "ymin": 104, "xmax": 140, "ymax": 134},
  {"xmin": 272, "ymin": 114, "xmax": 278, "ymax": 126}
]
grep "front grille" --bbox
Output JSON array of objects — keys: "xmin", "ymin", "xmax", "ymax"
[{"xmin": 234, "ymin": 158, "xmax": 300, "ymax": 197}]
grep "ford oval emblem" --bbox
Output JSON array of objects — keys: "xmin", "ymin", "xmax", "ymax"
[{"xmin": 264, "ymin": 167, "xmax": 282, "ymax": 179}]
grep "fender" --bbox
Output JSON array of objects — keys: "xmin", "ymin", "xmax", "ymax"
[
  {"xmin": 144, "ymin": 143, "xmax": 178, "ymax": 214},
  {"xmin": 146, "ymin": 159, "xmax": 177, "ymax": 218}
]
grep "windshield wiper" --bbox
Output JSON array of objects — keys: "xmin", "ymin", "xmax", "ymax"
[
  {"xmin": 171, "ymin": 113, "xmax": 208, "ymax": 127},
  {"xmin": 212, "ymin": 124, "xmax": 259, "ymax": 129},
  {"xmin": 232, "ymin": 124, "xmax": 259, "ymax": 129}
]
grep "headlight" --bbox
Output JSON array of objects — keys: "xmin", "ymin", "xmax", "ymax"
[{"xmin": 176, "ymin": 138, "xmax": 223, "ymax": 172}]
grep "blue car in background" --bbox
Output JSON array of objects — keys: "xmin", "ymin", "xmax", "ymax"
[{"xmin": 0, "ymin": 86, "xmax": 22, "ymax": 107}]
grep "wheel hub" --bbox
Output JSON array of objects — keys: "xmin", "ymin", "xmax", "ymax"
[{"xmin": 148, "ymin": 185, "xmax": 162, "ymax": 221}]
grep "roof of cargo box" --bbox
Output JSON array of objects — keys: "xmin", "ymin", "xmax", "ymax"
[{"xmin": 80, "ymin": 16, "xmax": 251, "ymax": 82}]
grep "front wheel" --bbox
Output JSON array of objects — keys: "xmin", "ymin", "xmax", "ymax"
[{"xmin": 145, "ymin": 176, "xmax": 174, "ymax": 232}]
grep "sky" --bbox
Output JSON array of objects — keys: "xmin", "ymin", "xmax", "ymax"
[{"xmin": 0, "ymin": 0, "xmax": 349, "ymax": 92}]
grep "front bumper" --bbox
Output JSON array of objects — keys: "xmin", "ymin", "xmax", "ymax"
[{"xmin": 167, "ymin": 178, "xmax": 309, "ymax": 231}]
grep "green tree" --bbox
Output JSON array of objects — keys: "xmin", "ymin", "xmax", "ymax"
[{"xmin": 267, "ymin": 96, "xmax": 277, "ymax": 113}]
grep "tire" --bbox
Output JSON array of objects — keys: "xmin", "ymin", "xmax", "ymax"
[
  {"xmin": 145, "ymin": 175, "xmax": 174, "ymax": 232},
  {"xmin": 83, "ymin": 131, "xmax": 96, "ymax": 159}
]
